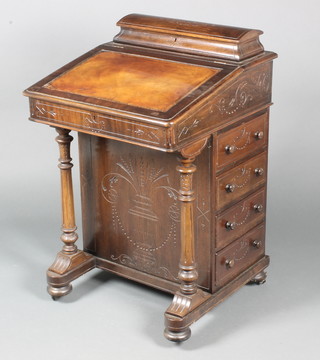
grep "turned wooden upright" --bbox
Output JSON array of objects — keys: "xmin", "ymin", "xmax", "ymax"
[{"xmin": 24, "ymin": 14, "xmax": 276, "ymax": 342}]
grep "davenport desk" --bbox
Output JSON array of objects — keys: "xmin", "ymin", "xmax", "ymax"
[{"xmin": 24, "ymin": 14, "xmax": 277, "ymax": 342}]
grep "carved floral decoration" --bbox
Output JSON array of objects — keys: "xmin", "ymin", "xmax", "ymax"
[{"xmin": 101, "ymin": 155, "xmax": 180, "ymax": 281}]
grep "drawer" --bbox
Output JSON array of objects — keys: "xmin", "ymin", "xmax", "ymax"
[
  {"xmin": 216, "ymin": 152, "xmax": 267, "ymax": 210},
  {"xmin": 216, "ymin": 113, "xmax": 268, "ymax": 170},
  {"xmin": 216, "ymin": 188, "xmax": 266, "ymax": 249},
  {"xmin": 216, "ymin": 224, "xmax": 265, "ymax": 286}
]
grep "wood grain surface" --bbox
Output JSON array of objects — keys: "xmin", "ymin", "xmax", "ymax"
[{"xmin": 23, "ymin": 13, "xmax": 277, "ymax": 342}]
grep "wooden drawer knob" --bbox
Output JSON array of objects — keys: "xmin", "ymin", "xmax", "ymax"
[
  {"xmin": 225, "ymin": 145, "xmax": 236, "ymax": 154},
  {"xmin": 225, "ymin": 183, "xmax": 236, "ymax": 193},
  {"xmin": 225, "ymin": 221, "xmax": 236, "ymax": 230},
  {"xmin": 252, "ymin": 240, "xmax": 262, "ymax": 249},
  {"xmin": 254, "ymin": 204, "xmax": 263, "ymax": 213},
  {"xmin": 255, "ymin": 131, "xmax": 264, "ymax": 140},
  {"xmin": 254, "ymin": 168, "xmax": 264, "ymax": 176},
  {"xmin": 225, "ymin": 259, "xmax": 235, "ymax": 268}
]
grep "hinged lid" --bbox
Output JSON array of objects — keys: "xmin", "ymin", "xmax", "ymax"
[{"xmin": 114, "ymin": 14, "xmax": 264, "ymax": 61}]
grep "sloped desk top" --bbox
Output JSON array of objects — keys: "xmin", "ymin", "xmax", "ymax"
[
  {"xmin": 45, "ymin": 51, "xmax": 220, "ymax": 113},
  {"xmin": 24, "ymin": 14, "xmax": 276, "ymax": 151}
]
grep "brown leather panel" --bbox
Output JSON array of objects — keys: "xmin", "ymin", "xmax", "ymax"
[{"xmin": 46, "ymin": 51, "xmax": 219, "ymax": 112}]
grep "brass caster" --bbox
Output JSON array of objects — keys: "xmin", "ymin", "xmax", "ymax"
[{"xmin": 164, "ymin": 327, "xmax": 191, "ymax": 342}]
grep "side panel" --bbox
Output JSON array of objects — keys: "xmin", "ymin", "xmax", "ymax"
[
  {"xmin": 78, "ymin": 134, "xmax": 212, "ymax": 291},
  {"xmin": 175, "ymin": 61, "xmax": 273, "ymax": 146}
]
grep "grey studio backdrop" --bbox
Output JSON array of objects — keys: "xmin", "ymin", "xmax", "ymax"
[{"xmin": 1, "ymin": 1, "xmax": 319, "ymax": 359}]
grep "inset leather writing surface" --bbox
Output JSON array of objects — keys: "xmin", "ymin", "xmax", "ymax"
[{"xmin": 46, "ymin": 51, "xmax": 219, "ymax": 112}]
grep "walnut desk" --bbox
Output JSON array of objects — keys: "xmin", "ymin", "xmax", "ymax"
[{"xmin": 24, "ymin": 14, "xmax": 277, "ymax": 342}]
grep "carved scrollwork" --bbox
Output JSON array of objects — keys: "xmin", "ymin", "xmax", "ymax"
[
  {"xmin": 217, "ymin": 81, "xmax": 253, "ymax": 115},
  {"xmin": 232, "ymin": 204, "xmax": 251, "ymax": 226},
  {"xmin": 111, "ymin": 254, "xmax": 135, "ymax": 266},
  {"xmin": 231, "ymin": 128, "xmax": 251, "ymax": 150},
  {"xmin": 111, "ymin": 253, "xmax": 179, "ymax": 281},
  {"xmin": 233, "ymin": 240, "xmax": 250, "ymax": 261},
  {"xmin": 230, "ymin": 167, "xmax": 252, "ymax": 189},
  {"xmin": 83, "ymin": 114, "xmax": 105, "ymax": 133}
]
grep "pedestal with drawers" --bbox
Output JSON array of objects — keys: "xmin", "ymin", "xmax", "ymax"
[{"xmin": 24, "ymin": 14, "xmax": 277, "ymax": 342}]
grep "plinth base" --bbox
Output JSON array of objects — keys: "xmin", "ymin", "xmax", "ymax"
[
  {"xmin": 164, "ymin": 256, "xmax": 269, "ymax": 341},
  {"xmin": 47, "ymin": 250, "xmax": 95, "ymax": 298}
]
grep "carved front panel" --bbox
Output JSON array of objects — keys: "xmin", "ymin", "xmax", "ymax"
[
  {"xmin": 30, "ymin": 100, "xmax": 168, "ymax": 148},
  {"xmin": 79, "ymin": 134, "xmax": 212, "ymax": 290}
]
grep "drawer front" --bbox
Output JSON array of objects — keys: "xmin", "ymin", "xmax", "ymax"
[
  {"xmin": 216, "ymin": 152, "xmax": 267, "ymax": 210},
  {"xmin": 30, "ymin": 100, "xmax": 168, "ymax": 148},
  {"xmin": 216, "ymin": 224, "xmax": 265, "ymax": 286},
  {"xmin": 216, "ymin": 113, "xmax": 268, "ymax": 170},
  {"xmin": 216, "ymin": 188, "xmax": 266, "ymax": 249}
]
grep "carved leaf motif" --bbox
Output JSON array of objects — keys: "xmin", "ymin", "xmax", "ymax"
[
  {"xmin": 83, "ymin": 115, "xmax": 106, "ymax": 133},
  {"xmin": 253, "ymin": 73, "xmax": 270, "ymax": 92},
  {"xmin": 101, "ymin": 154, "xmax": 180, "ymax": 255},
  {"xmin": 178, "ymin": 119, "xmax": 200, "ymax": 140},
  {"xmin": 35, "ymin": 105, "xmax": 56, "ymax": 117}
]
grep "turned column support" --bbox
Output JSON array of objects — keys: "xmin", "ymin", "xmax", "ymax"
[
  {"xmin": 164, "ymin": 137, "xmax": 210, "ymax": 342},
  {"xmin": 176, "ymin": 157, "xmax": 198, "ymax": 295},
  {"xmin": 47, "ymin": 127, "xmax": 95, "ymax": 299},
  {"xmin": 56, "ymin": 128, "xmax": 78, "ymax": 255},
  {"xmin": 177, "ymin": 137, "xmax": 210, "ymax": 295}
]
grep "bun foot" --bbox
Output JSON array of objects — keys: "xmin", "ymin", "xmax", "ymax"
[
  {"xmin": 47, "ymin": 284, "xmax": 72, "ymax": 298},
  {"xmin": 248, "ymin": 270, "xmax": 267, "ymax": 285},
  {"xmin": 164, "ymin": 327, "xmax": 191, "ymax": 342}
]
